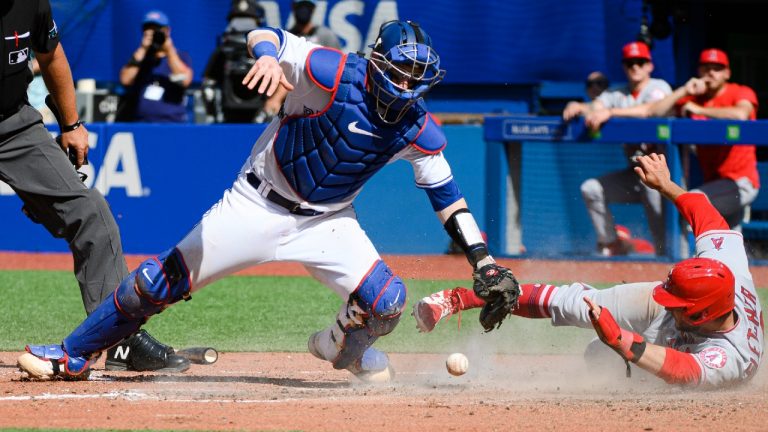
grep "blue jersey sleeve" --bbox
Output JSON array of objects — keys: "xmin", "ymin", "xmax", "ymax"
[{"xmin": 424, "ymin": 178, "xmax": 463, "ymax": 211}]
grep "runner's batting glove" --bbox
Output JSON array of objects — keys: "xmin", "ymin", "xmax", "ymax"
[
  {"xmin": 472, "ymin": 264, "xmax": 520, "ymax": 332},
  {"xmin": 586, "ymin": 301, "xmax": 646, "ymax": 363}
]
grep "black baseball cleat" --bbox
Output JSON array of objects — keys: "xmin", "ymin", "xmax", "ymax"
[{"xmin": 105, "ymin": 330, "xmax": 191, "ymax": 372}]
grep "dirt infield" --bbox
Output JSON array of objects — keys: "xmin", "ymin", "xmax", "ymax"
[
  {"xmin": 1, "ymin": 252, "xmax": 767, "ymax": 431},
  {"xmin": 1, "ymin": 351, "xmax": 766, "ymax": 431}
]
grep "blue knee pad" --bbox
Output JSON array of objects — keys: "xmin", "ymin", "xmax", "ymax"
[
  {"xmin": 63, "ymin": 248, "xmax": 191, "ymax": 357},
  {"xmin": 332, "ymin": 260, "xmax": 406, "ymax": 369},
  {"xmin": 115, "ymin": 248, "xmax": 192, "ymax": 318}
]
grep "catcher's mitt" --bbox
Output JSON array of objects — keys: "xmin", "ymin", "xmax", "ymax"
[{"xmin": 472, "ymin": 264, "xmax": 521, "ymax": 332}]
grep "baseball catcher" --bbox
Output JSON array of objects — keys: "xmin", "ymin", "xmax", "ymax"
[
  {"xmin": 414, "ymin": 153, "xmax": 763, "ymax": 388},
  {"xmin": 17, "ymin": 20, "xmax": 518, "ymax": 383}
]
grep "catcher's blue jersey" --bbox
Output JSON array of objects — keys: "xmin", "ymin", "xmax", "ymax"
[{"xmin": 272, "ymin": 51, "xmax": 443, "ymax": 204}]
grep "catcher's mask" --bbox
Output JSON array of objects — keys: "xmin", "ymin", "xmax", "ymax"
[
  {"xmin": 367, "ymin": 20, "xmax": 445, "ymax": 124},
  {"xmin": 653, "ymin": 257, "xmax": 735, "ymax": 326}
]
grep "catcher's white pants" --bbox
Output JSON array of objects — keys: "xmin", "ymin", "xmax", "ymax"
[{"xmin": 175, "ymin": 173, "xmax": 381, "ymax": 297}]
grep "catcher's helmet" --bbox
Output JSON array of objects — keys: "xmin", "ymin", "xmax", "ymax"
[
  {"xmin": 653, "ymin": 257, "xmax": 735, "ymax": 326},
  {"xmin": 368, "ymin": 20, "xmax": 445, "ymax": 123}
]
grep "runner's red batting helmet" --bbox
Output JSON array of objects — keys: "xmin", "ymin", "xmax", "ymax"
[{"xmin": 653, "ymin": 257, "xmax": 735, "ymax": 326}]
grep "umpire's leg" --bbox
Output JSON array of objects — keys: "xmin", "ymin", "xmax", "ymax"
[{"xmin": 0, "ymin": 108, "xmax": 128, "ymax": 314}]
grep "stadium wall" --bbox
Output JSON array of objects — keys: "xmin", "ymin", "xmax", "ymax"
[{"xmin": 0, "ymin": 124, "xmax": 492, "ymax": 255}]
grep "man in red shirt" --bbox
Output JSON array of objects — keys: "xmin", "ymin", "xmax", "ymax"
[{"xmin": 592, "ymin": 48, "xmax": 759, "ymax": 229}]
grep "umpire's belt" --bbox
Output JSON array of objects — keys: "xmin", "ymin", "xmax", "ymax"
[{"xmin": 246, "ymin": 172, "xmax": 324, "ymax": 217}]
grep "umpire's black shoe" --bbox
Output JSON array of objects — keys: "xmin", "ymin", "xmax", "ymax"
[{"xmin": 105, "ymin": 330, "xmax": 191, "ymax": 372}]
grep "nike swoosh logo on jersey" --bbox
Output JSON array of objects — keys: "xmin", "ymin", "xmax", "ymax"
[
  {"xmin": 142, "ymin": 268, "xmax": 153, "ymax": 283},
  {"xmin": 348, "ymin": 121, "xmax": 382, "ymax": 139}
]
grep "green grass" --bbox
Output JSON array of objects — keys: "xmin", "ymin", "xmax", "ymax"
[{"xmin": 3, "ymin": 270, "xmax": 766, "ymax": 356}]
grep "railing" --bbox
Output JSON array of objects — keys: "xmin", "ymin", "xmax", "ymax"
[{"xmin": 483, "ymin": 116, "xmax": 768, "ymax": 260}]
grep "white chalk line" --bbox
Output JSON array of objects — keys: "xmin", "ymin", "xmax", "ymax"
[{"xmin": 0, "ymin": 390, "xmax": 305, "ymax": 404}]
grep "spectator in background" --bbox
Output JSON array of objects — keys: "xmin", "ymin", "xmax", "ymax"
[
  {"xmin": 564, "ymin": 42, "xmax": 672, "ymax": 256},
  {"xmin": 288, "ymin": 0, "xmax": 341, "ymax": 49},
  {"xmin": 262, "ymin": 0, "xmax": 343, "ymax": 116},
  {"xmin": 202, "ymin": 0, "xmax": 269, "ymax": 123},
  {"xmin": 593, "ymin": 48, "xmax": 759, "ymax": 231},
  {"xmin": 118, "ymin": 10, "xmax": 193, "ymax": 123},
  {"xmin": 585, "ymin": 71, "xmax": 609, "ymax": 101}
]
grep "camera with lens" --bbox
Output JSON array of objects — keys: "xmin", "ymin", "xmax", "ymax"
[
  {"xmin": 201, "ymin": 0, "xmax": 268, "ymax": 122},
  {"xmin": 151, "ymin": 29, "xmax": 167, "ymax": 50},
  {"xmin": 218, "ymin": 25, "xmax": 266, "ymax": 114}
]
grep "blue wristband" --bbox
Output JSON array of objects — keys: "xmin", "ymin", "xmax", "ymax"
[{"xmin": 252, "ymin": 40, "xmax": 278, "ymax": 59}]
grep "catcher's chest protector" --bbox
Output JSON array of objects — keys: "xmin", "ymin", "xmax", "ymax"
[{"xmin": 273, "ymin": 53, "xmax": 427, "ymax": 203}]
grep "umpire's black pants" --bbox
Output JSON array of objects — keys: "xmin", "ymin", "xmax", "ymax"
[{"xmin": 0, "ymin": 106, "xmax": 128, "ymax": 314}]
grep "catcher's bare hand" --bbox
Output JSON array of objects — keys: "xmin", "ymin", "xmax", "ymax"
[
  {"xmin": 241, "ymin": 56, "xmax": 294, "ymax": 97},
  {"xmin": 472, "ymin": 263, "xmax": 521, "ymax": 332}
]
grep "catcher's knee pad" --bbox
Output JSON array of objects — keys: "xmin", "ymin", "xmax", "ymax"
[
  {"xmin": 315, "ymin": 260, "xmax": 406, "ymax": 370},
  {"xmin": 115, "ymin": 248, "xmax": 192, "ymax": 318},
  {"xmin": 63, "ymin": 248, "xmax": 191, "ymax": 358},
  {"xmin": 355, "ymin": 260, "xmax": 406, "ymax": 335}
]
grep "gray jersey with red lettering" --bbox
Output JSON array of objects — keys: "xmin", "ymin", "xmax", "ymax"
[
  {"xmin": 653, "ymin": 229, "xmax": 763, "ymax": 387},
  {"xmin": 547, "ymin": 227, "xmax": 763, "ymax": 387}
]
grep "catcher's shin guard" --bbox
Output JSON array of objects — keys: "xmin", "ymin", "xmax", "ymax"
[
  {"xmin": 309, "ymin": 260, "xmax": 406, "ymax": 370},
  {"xmin": 63, "ymin": 248, "xmax": 191, "ymax": 358}
]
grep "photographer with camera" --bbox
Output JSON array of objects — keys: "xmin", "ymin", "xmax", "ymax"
[
  {"xmin": 202, "ymin": 0, "xmax": 268, "ymax": 123},
  {"xmin": 118, "ymin": 10, "xmax": 193, "ymax": 123}
]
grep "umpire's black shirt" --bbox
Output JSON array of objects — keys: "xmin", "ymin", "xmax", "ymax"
[{"xmin": 0, "ymin": 0, "xmax": 60, "ymax": 116}]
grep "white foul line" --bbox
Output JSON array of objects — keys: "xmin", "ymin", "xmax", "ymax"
[{"xmin": 0, "ymin": 391, "xmax": 305, "ymax": 404}]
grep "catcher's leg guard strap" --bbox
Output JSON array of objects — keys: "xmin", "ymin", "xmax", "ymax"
[
  {"xmin": 63, "ymin": 248, "xmax": 191, "ymax": 358},
  {"xmin": 313, "ymin": 260, "xmax": 406, "ymax": 370}
]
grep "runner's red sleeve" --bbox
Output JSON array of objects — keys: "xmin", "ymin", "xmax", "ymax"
[
  {"xmin": 657, "ymin": 348, "xmax": 702, "ymax": 385},
  {"xmin": 675, "ymin": 193, "xmax": 729, "ymax": 237}
]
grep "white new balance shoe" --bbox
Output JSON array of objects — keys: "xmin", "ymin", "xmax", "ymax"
[{"xmin": 412, "ymin": 288, "xmax": 462, "ymax": 333}]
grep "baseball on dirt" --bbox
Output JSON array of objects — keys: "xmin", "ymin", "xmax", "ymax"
[{"xmin": 446, "ymin": 352, "xmax": 469, "ymax": 376}]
